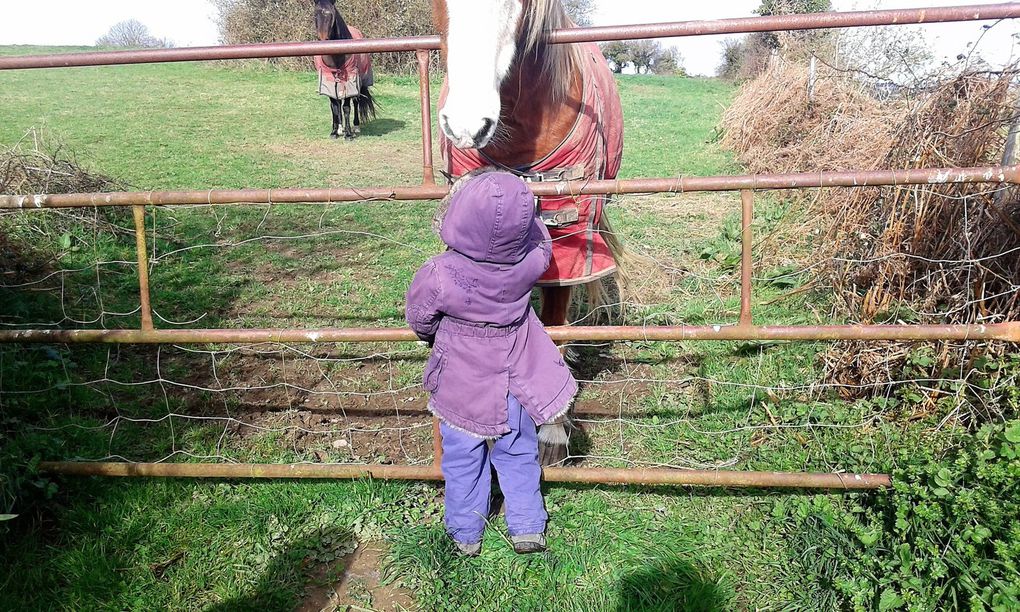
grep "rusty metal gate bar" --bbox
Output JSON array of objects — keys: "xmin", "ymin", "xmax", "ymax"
[
  {"xmin": 2, "ymin": 165, "xmax": 1016, "ymax": 209},
  {"xmin": 2, "ymin": 322, "xmax": 1019, "ymax": 344},
  {"xmin": 35, "ymin": 462, "xmax": 892, "ymax": 489},
  {"xmin": 4, "ymin": 5, "xmax": 1020, "ymax": 489},
  {"xmin": 0, "ymin": 3, "xmax": 1016, "ymax": 70}
]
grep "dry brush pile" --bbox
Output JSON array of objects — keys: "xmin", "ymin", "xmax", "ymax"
[
  {"xmin": 0, "ymin": 133, "xmax": 129, "ymax": 288},
  {"xmin": 722, "ymin": 59, "xmax": 1020, "ymax": 417},
  {"xmin": 0, "ymin": 134, "xmax": 121, "ymax": 197},
  {"xmin": 213, "ymin": 0, "xmax": 434, "ymax": 73}
]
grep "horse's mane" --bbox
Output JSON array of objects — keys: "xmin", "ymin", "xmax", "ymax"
[
  {"xmin": 519, "ymin": 0, "xmax": 581, "ymax": 103},
  {"xmin": 330, "ymin": 4, "xmax": 353, "ymax": 40}
]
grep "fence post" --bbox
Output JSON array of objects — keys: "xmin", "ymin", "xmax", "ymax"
[
  {"xmin": 132, "ymin": 205, "xmax": 154, "ymax": 330},
  {"xmin": 416, "ymin": 50, "xmax": 436, "ymax": 186},
  {"xmin": 739, "ymin": 189, "xmax": 754, "ymax": 326},
  {"xmin": 808, "ymin": 55, "xmax": 817, "ymax": 103}
]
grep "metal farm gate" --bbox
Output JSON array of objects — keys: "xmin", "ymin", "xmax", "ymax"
[{"xmin": 2, "ymin": 3, "xmax": 1019, "ymax": 490}]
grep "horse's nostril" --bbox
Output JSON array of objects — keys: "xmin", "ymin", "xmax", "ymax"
[{"xmin": 473, "ymin": 118, "xmax": 495, "ymax": 144}]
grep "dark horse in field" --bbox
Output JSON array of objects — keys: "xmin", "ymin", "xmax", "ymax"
[{"xmin": 313, "ymin": 0, "xmax": 376, "ymax": 140}]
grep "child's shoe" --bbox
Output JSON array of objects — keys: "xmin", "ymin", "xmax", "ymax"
[
  {"xmin": 511, "ymin": 533, "xmax": 546, "ymax": 554},
  {"xmin": 452, "ymin": 539, "xmax": 481, "ymax": 557}
]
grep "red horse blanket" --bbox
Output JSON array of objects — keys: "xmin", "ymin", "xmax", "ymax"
[
  {"xmin": 315, "ymin": 26, "xmax": 374, "ymax": 100},
  {"xmin": 440, "ymin": 42, "xmax": 623, "ymax": 286}
]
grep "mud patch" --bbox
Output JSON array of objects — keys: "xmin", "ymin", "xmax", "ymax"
[
  {"xmin": 299, "ymin": 543, "xmax": 414, "ymax": 612},
  {"xmin": 106, "ymin": 343, "xmax": 704, "ymax": 467},
  {"xmin": 227, "ymin": 410, "xmax": 433, "ymax": 465}
]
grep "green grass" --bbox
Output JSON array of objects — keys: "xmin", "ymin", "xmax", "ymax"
[{"xmin": 0, "ymin": 50, "xmax": 996, "ymax": 610}]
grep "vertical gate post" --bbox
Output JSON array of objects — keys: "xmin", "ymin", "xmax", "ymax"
[
  {"xmin": 739, "ymin": 190, "xmax": 754, "ymax": 326},
  {"xmin": 418, "ymin": 49, "xmax": 442, "ymax": 461},
  {"xmin": 132, "ymin": 205, "xmax": 154, "ymax": 330},
  {"xmin": 416, "ymin": 50, "xmax": 436, "ymax": 186}
]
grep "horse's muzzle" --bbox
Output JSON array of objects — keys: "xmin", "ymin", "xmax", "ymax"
[{"xmin": 439, "ymin": 103, "xmax": 498, "ymax": 150}]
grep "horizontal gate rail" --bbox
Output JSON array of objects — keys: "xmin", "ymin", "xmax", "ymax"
[
  {"xmin": 2, "ymin": 323, "xmax": 1019, "ymax": 344},
  {"xmin": 0, "ymin": 3, "xmax": 1017, "ymax": 70},
  {"xmin": 1, "ymin": 165, "xmax": 1016, "ymax": 209},
  {"xmin": 36, "ymin": 461, "xmax": 892, "ymax": 490}
]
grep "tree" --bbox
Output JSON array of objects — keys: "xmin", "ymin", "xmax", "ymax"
[
  {"xmin": 628, "ymin": 40, "xmax": 662, "ymax": 75},
  {"xmin": 717, "ymin": 0, "xmax": 831, "ymax": 80},
  {"xmin": 95, "ymin": 19, "xmax": 172, "ymax": 48},
  {"xmin": 834, "ymin": 26, "xmax": 935, "ymax": 87},
  {"xmin": 653, "ymin": 47, "xmax": 687, "ymax": 76},
  {"xmin": 756, "ymin": 0, "xmax": 831, "ymax": 16},
  {"xmin": 755, "ymin": 0, "xmax": 832, "ymax": 50},
  {"xmin": 716, "ymin": 36, "xmax": 773, "ymax": 81},
  {"xmin": 601, "ymin": 41, "xmax": 632, "ymax": 74},
  {"xmin": 562, "ymin": 0, "xmax": 596, "ymax": 27}
]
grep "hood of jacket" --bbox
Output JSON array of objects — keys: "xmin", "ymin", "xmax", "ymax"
[{"xmin": 439, "ymin": 171, "xmax": 537, "ymax": 264}]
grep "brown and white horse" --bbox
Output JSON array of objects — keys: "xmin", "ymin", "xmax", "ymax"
[{"xmin": 431, "ymin": 0, "xmax": 625, "ymax": 465}]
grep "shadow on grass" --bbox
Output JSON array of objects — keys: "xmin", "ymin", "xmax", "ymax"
[
  {"xmin": 359, "ymin": 117, "xmax": 407, "ymax": 137},
  {"xmin": 616, "ymin": 552, "xmax": 731, "ymax": 612},
  {"xmin": 386, "ymin": 522, "xmax": 734, "ymax": 611},
  {"xmin": 204, "ymin": 524, "xmax": 357, "ymax": 611}
]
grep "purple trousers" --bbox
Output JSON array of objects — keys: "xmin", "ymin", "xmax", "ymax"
[{"xmin": 440, "ymin": 393, "xmax": 548, "ymax": 544}]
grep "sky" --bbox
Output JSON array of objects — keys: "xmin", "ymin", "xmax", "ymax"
[
  {"xmin": 594, "ymin": 0, "xmax": 1019, "ymax": 74},
  {"xmin": 0, "ymin": 0, "xmax": 1016, "ymax": 75}
]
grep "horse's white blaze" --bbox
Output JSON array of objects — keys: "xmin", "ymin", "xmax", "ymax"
[{"xmin": 440, "ymin": 0, "xmax": 522, "ymax": 149}]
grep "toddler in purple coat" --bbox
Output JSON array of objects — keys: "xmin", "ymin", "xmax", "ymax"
[{"xmin": 405, "ymin": 170, "xmax": 577, "ymax": 556}]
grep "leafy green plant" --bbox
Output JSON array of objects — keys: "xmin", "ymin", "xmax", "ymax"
[{"xmin": 789, "ymin": 422, "xmax": 1020, "ymax": 611}]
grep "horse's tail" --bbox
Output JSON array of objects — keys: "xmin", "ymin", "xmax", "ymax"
[
  {"xmin": 358, "ymin": 85, "xmax": 377, "ymax": 121},
  {"xmin": 580, "ymin": 206, "xmax": 630, "ymax": 323},
  {"xmin": 538, "ymin": 205, "xmax": 634, "ymax": 468}
]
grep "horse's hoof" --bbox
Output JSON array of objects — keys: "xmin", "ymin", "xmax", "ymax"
[
  {"xmin": 344, "ymin": 135, "xmax": 354, "ymax": 142},
  {"xmin": 538, "ymin": 442, "xmax": 568, "ymax": 467},
  {"xmin": 330, "ymin": 133, "xmax": 340, "ymax": 140}
]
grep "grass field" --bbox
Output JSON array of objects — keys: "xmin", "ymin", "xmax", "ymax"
[{"xmin": 0, "ymin": 49, "xmax": 1003, "ymax": 611}]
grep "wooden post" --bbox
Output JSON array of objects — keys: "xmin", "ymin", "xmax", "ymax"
[{"xmin": 132, "ymin": 205, "xmax": 154, "ymax": 330}]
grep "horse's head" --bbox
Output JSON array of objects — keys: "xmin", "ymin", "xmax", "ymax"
[
  {"xmin": 314, "ymin": 0, "xmax": 353, "ymax": 43},
  {"xmin": 433, "ymin": 0, "xmax": 576, "ymax": 150},
  {"xmin": 432, "ymin": 0, "xmax": 524, "ymax": 149},
  {"xmin": 313, "ymin": 0, "xmax": 338, "ymax": 42}
]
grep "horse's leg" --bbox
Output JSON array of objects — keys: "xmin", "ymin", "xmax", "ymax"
[
  {"xmin": 537, "ymin": 286, "xmax": 573, "ymax": 467},
  {"xmin": 339, "ymin": 98, "xmax": 347, "ymax": 139},
  {"xmin": 539, "ymin": 286, "xmax": 572, "ymax": 327},
  {"xmin": 329, "ymin": 98, "xmax": 340, "ymax": 139},
  {"xmin": 353, "ymin": 96, "xmax": 362, "ymax": 135},
  {"xmin": 343, "ymin": 97, "xmax": 355, "ymax": 140}
]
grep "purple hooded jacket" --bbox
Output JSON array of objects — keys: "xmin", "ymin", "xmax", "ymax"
[{"xmin": 405, "ymin": 172, "xmax": 577, "ymax": 439}]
